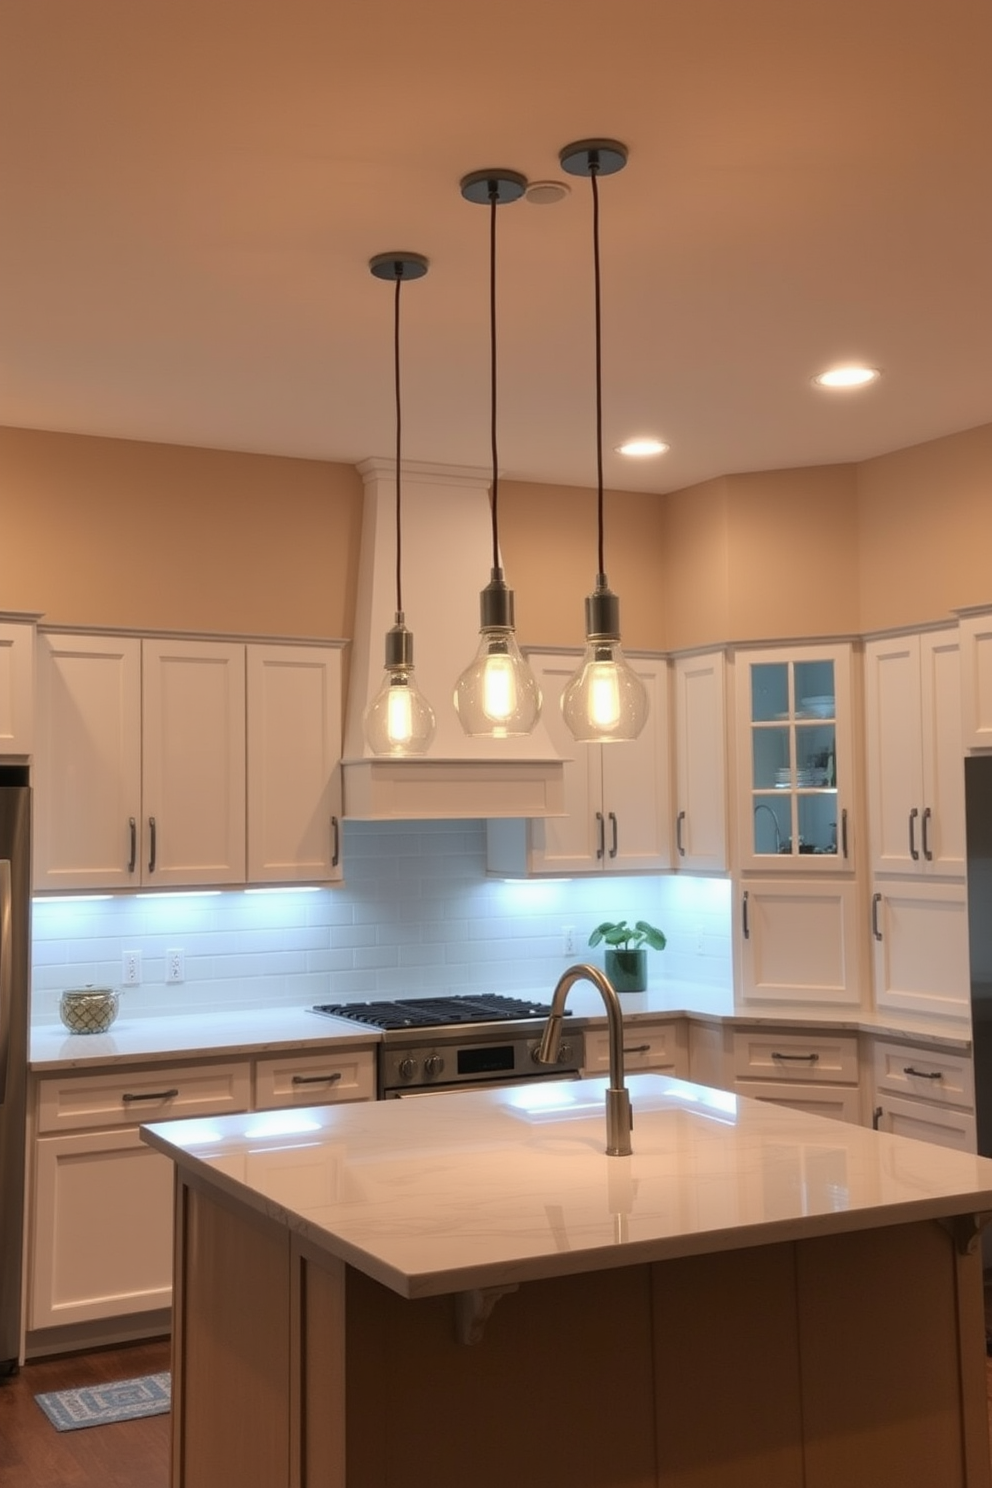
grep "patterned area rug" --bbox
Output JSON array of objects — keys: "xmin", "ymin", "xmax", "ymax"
[{"xmin": 35, "ymin": 1372, "xmax": 171, "ymax": 1431}]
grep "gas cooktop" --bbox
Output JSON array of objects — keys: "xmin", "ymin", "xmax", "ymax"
[{"xmin": 311, "ymin": 993, "xmax": 568, "ymax": 1032}]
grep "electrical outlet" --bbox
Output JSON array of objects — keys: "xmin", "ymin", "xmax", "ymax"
[
  {"xmin": 562, "ymin": 925, "xmax": 576, "ymax": 956},
  {"xmin": 122, "ymin": 950, "xmax": 142, "ymax": 985},
  {"xmin": 166, "ymin": 949, "xmax": 185, "ymax": 984}
]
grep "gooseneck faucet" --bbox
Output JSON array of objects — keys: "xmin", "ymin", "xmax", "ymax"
[{"xmin": 537, "ymin": 963, "xmax": 632, "ymax": 1156}]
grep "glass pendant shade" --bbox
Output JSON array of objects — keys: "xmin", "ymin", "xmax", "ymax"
[
  {"xmin": 364, "ymin": 617, "xmax": 436, "ymax": 756},
  {"xmin": 561, "ymin": 582, "xmax": 649, "ymax": 743},
  {"xmin": 455, "ymin": 572, "xmax": 542, "ymax": 737}
]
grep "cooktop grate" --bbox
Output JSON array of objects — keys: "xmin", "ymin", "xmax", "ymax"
[{"xmin": 311, "ymin": 993, "xmax": 567, "ymax": 1031}]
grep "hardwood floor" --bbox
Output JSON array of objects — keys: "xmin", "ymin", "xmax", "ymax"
[{"xmin": 0, "ymin": 1338, "xmax": 171, "ymax": 1488}]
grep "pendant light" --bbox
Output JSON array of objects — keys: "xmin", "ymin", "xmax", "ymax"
[
  {"xmin": 453, "ymin": 170, "xmax": 542, "ymax": 739},
  {"xmin": 363, "ymin": 253, "xmax": 437, "ymax": 757},
  {"xmin": 559, "ymin": 140, "xmax": 649, "ymax": 744}
]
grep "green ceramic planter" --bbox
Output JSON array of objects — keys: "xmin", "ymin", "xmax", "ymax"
[{"xmin": 605, "ymin": 947, "xmax": 647, "ymax": 993}]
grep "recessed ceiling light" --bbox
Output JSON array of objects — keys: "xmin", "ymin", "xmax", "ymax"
[
  {"xmin": 525, "ymin": 180, "xmax": 570, "ymax": 205},
  {"xmin": 812, "ymin": 365, "xmax": 881, "ymax": 389},
  {"xmin": 615, "ymin": 437, "xmax": 670, "ymax": 457}
]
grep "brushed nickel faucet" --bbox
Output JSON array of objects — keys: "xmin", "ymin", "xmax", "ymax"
[{"xmin": 536, "ymin": 963, "xmax": 632, "ymax": 1156}]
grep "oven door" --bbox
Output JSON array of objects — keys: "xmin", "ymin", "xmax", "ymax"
[{"xmin": 385, "ymin": 1071, "xmax": 581, "ymax": 1099}]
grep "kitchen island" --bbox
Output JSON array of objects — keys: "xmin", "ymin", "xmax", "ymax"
[{"xmin": 143, "ymin": 1073, "xmax": 992, "ymax": 1488}]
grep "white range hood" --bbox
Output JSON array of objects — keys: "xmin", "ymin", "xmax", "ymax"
[{"xmin": 342, "ymin": 458, "xmax": 565, "ymax": 820}]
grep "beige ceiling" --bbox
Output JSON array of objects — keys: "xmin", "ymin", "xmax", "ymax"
[{"xmin": 2, "ymin": 0, "xmax": 990, "ymax": 494}]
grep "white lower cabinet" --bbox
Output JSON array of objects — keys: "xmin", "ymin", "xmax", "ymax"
[
  {"xmin": 869, "ymin": 879, "xmax": 970, "ymax": 1022},
  {"xmin": 28, "ymin": 1048, "xmax": 374, "ymax": 1345},
  {"xmin": 870, "ymin": 1038, "xmax": 976, "ymax": 1152},
  {"xmin": 737, "ymin": 878, "xmax": 863, "ymax": 1008},
  {"xmin": 730, "ymin": 1027, "xmax": 862, "ymax": 1125},
  {"xmin": 583, "ymin": 1018, "xmax": 689, "ymax": 1078}
]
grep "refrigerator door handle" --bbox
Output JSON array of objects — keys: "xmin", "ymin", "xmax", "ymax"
[{"xmin": 0, "ymin": 860, "xmax": 11, "ymax": 1106}]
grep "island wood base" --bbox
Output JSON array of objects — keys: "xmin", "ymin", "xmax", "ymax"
[{"xmin": 170, "ymin": 1171, "xmax": 992, "ymax": 1488}]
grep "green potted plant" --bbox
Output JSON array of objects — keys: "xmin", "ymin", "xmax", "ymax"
[{"xmin": 588, "ymin": 919, "xmax": 666, "ymax": 993}]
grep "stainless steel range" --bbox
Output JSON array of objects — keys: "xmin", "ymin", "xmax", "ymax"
[{"xmin": 311, "ymin": 994, "xmax": 581, "ymax": 1097}]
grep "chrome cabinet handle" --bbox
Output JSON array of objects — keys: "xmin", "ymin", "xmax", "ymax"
[
  {"xmin": 595, "ymin": 812, "xmax": 605, "ymax": 860},
  {"xmin": 122, "ymin": 1088, "xmax": 179, "ymax": 1103},
  {"xmin": 742, "ymin": 890, "xmax": 750, "ymax": 940},
  {"xmin": 676, "ymin": 810, "xmax": 686, "ymax": 857},
  {"xmin": 608, "ymin": 811, "xmax": 618, "ymax": 859},
  {"xmin": 904, "ymin": 1065, "xmax": 942, "ymax": 1080},
  {"xmin": 331, "ymin": 815, "xmax": 340, "ymax": 869},
  {"xmin": 771, "ymin": 1050, "xmax": 819, "ymax": 1063},
  {"xmin": 148, "ymin": 816, "xmax": 157, "ymax": 874},
  {"xmin": 922, "ymin": 806, "xmax": 932, "ymax": 861},
  {"xmin": 908, "ymin": 807, "xmax": 919, "ymax": 861},
  {"xmin": 292, "ymin": 1071, "xmax": 343, "ymax": 1085},
  {"xmin": 841, "ymin": 808, "xmax": 848, "ymax": 859},
  {"xmin": 127, "ymin": 817, "xmax": 137, "ymax": 874},
  {"xmin": 871, "ymin": 892, "xmax": 882, "ymax": 941}
]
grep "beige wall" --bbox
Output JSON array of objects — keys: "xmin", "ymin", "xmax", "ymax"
[
  {"xmin": 856, "ymin": 423, "xmax": 992, "ymax": 633},
  {"xmin": 3, "ymin": 420, "xmax": 991, "ymax": 652},
  {"xmin": 0, "ymin": 426, "xmax": 363, "ymax": 636}
]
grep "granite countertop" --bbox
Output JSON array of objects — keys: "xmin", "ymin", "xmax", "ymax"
[
  {"xmin": 141, "ymin": 1072, "xmax": 992, "ymax": 1299},
  {"xmin": 28, "ymin": 982, "xmax": 973, "ymax": 1071}
]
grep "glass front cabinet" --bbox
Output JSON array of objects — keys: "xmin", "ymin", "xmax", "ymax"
[{"xmin": 735, "ymin": 643, "xmax": 854, "ymax": 873}]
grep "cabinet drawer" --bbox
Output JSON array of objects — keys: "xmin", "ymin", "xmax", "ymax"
[
  {"xmin": 736, "ymin": 1081, "xmax": 862, "ymax": 1125},
  {"xmin": 732, "ymin": 1029, "xmax": 858, "ymax": 1084},
  {"xmin": 872, "ymin": 1041, "xmax": 974, "ymax": 1109},
  {"xmin": 37, "ymin": 1061, "xmax": 252, "ymax": 1133},
  {"xmin": 874, "ymin": 1094, "xmax": 977, "ymax": 1152},
  {"xmin": 584, "ymin": 1020, "xmax": 689, "ymax": 1077},
  {"xmin": 253, "ymin": 1048, "xmax": 375, "ymax": 1108}
]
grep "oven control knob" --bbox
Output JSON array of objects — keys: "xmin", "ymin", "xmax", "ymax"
[
  {"xmin": 398, "ymin": 1057, "xmax": 418, "ymax": 1082},
  {"xmin": 423, "ymin": 1054, "xmax": 445, "ymax": 1079}
]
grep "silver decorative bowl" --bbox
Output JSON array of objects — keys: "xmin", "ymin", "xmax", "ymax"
[{"xmin": 59, "ymin": 987, "xmax": 120, "ymax": 1035}]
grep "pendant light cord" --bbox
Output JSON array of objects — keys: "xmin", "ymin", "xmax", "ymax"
[
  {"xmin": 591, "ymin": 160, "xmax": 606, "ymax": 580},
  {"xmin": 488, "ymin": 182, "xmax": 501, "ymax": 573},
  {"xmin": 393, "ymin": 268, "xmax": 404, "ymax": 616}
]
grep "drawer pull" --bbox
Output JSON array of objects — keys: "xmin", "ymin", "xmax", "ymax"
[
  {"xmin": 908, "ymin": 806, "xmax": 919, "ymax": 861},
  {"xmin": 676, "ymin": 809, "xmax": 686, "ymax": 857},
  {"xmin": 872, "ymin": 1105, "xmax": 883, "ymax": 1130},
  {"xmin": 291, "ymin": 1072, "xmax": 343, "ymax": 1085},
  {"xmin": 121, "ymin": 1087, "xmax": 179, "ymax": 1103},
  {"xmin": 623, "ymin": 1044, "xmax": 652, "ymax": 1055},
  {"xmin": 922, "ymin": 806, "xmax": 933, "ymax": 862},
  {"xmin": 871, "ymin": 892, "xmax": 882, "ymax": 941},
  {"xmin": 331, "ymin": 815, "xmax": 340, "ymax": 869},
  {"xmin": 742, "ymin": 890, "xmax": 750, "ymax": 940},
  {"xmin": 608, "ymin": 811, "xmax": 619, "ymax": 860},
  {"xmin": 771, "ymin": 1051, "xmax": 819, "ymax": 1063},
  {"xmin": 904, "ymin": 1066, "xmax": 942, "ymax": 1080},
  {"xmin": 127, "ymin": 816, "xmax": 137, "ymax": 874},
  {"xmin": 595, "ymin": 811, "xmax": 605, "ymax": 860},
  {"xmin": 148, "ymin": 816, "xmax": 157, "ymax": 874}
]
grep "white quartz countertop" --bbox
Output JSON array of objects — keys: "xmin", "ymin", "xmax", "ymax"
[
  {"xmin": 28, "ymin": 982, "xmax": 973, "ymax": 1071},
  {"xmin": 141, "ymin": 1072, "xmax": 992, "ymax": 1300}
]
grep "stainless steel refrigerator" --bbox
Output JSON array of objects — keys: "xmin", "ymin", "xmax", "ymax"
[{"xmin": 0, "ymin": 766, "xmax": 30, "ymax": 1375}]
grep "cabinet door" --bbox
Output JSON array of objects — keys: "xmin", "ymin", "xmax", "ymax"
[
  {"xmin": 918, "ymin": 630, "xmax": 965, "ymax": 875},
  {"xmin": 142, "ymin": 638, "xmax": 246, "ymax": 886},
  {"xmin": 600, "ymin": 656, "xmax": 671, "ymax": 872},
  {"xmin": 247, "ymin": 644, "xmax": 343, "ymax": 884},
  {"xmin": 0, "ymin": 620, "xmax": 34, "ymax": 756},
  {"xmin": 870, "ymin": 880, "xmax": 970, "ymax": 1022},
  {"xmin": 873, "ymin": 1095, "xmax": 976, "ymax": 1152},
  {"xmin": 864, "ymin": 635, "xmax": 924, "ymax": 875},
  {"xmin": 735, "ymin": 644, "xmax": 853, "ymax": 872},
  {"xmin": 34, "ymin": 633, "xmax": 142, "ymax": 891},
  {"xmin": 737, "ymin": 878, "xmax": 862, "ymax": 1007},
  {"xmin": 959, "ymin": 609, "xmax": 992, "ymax": 750},
  {"xmin": 673, "ymin": 652, "xmax": 727, "ymax": 872},
  {"xmin": 30, "ymin": 1127, "xmax": 174, "ymax": 1329}
]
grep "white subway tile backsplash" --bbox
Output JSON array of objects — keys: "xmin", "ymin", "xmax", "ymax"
[{"xmin": 31, "ymin": 822, "xmax": 733, "ymax": 1021}]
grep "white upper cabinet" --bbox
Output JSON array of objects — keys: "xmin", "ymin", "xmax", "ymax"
[
  {"xmin": 246, "ymin": 644, "xmax": 342, "ymax": 885},
  {"xmin": 486, "ymin": 652, "xmax": 671, "ymax": 876},
  {"xmin": 734, "ymin": 643, "xmax": 854, "ymax": 873},
  {"xmin": 864, "ymin": 629, "xmax": 964, "ymax": 878},
  {"xmin": 672, "ymin": 651, "xmax": 727, "ymax": 872},
  {"xmin": 959, "ymin": 608, "xmax": 992, "ymax": 750},
  {"xmin": 0, "ymin": 618, "xmax": 36, "ymax": 757},
  {"xmin": 141, "ymin": 638, "xmax": 246, "ymax": 887},
  {"xmin": 35, "ymin": 633, "xmax": 344, "ymax": 892},
  {"xmin": 35, "ymin": 633, "xmax": 143, "ymax": 890}
]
